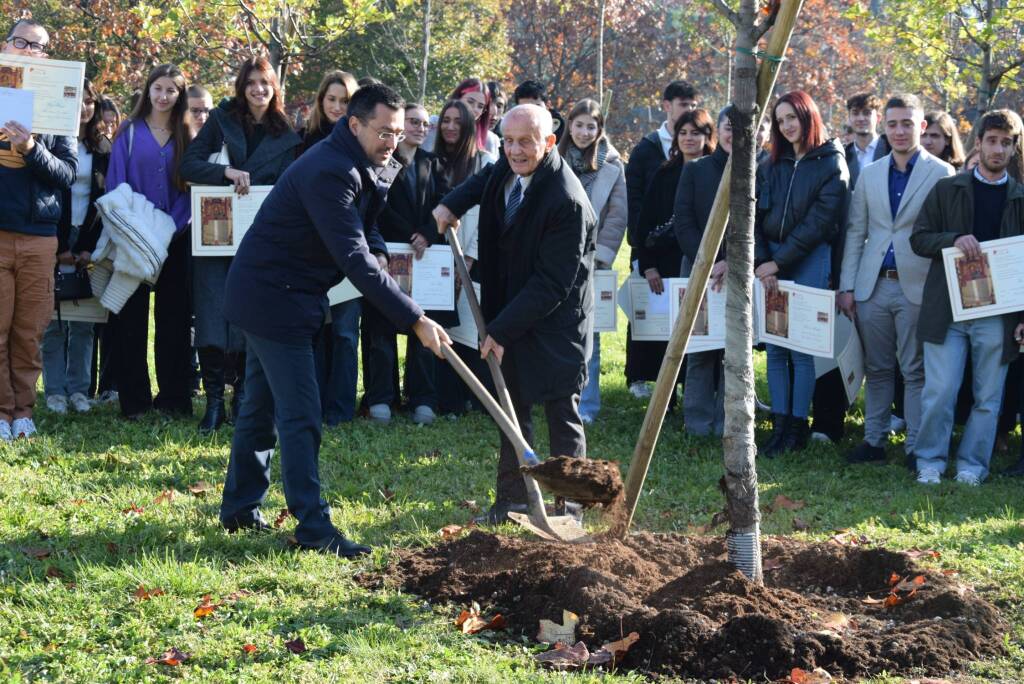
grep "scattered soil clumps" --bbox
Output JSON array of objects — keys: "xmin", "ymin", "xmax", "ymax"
[
  {"xmin": 371, "ymin": 531, "xmax": 1006, "ymax": 680},
  {"xmin": 522, "ymin": 456, "xmax": 623, "ymax": 506}
]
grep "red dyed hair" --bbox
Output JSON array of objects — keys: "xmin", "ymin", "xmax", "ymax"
[
  {"xmin": 769, "ymin": 90, "xmax": 825, "ymax": 163},
  {"xmin": 449, "ymin": 78, "xmax": 493, "ymax": 152}
]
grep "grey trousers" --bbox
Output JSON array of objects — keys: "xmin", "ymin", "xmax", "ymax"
[
  {"xmin": 856, "ymin": 278, "xmax": 924, "ymax": 451},
  {"xmin": 683, "ymin": 349, "xmax": 724, "ymax": 436}
]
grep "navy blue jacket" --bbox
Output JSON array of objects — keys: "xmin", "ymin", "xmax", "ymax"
[
  {"xmin": 0, "ymin": 133, "xmax": 77, "ymax": 236},
  {"xmin": 224, "ymin": 116, "xmax": 423, "ymax": 343}
]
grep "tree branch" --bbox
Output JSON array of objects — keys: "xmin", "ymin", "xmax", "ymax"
[
  {"xmin": 709, "ymin": 0, "xmax": 741, "ymax": 27},
  {"xmin": 754, "ymin": 1, "xmax": 780, "ymax": 39}
]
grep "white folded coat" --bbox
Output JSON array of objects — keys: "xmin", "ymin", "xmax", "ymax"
[{"xmin": 90, "ymin": 182, "xmax": 176, "ymax": 313}]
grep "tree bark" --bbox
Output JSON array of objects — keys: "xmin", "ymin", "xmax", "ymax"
[
  {"xmin": 596, "ymin": 0, "xmax": 607, "ymax": 108},
  {"xmin": 419, "ymin": 0, "xmax": 432, "ymax": 103}
]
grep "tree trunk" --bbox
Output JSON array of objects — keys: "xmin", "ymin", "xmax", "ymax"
[
  {"xmin": 596, "ymin": 0, "xmax": 607, "ymax": 108},
  {"xmin": 419, "ymin": 0, "xmax": 431, "ymax": 103},
  {"xmin": 722, "ymin": 0, "xmax": 762, "ymax": 585}
]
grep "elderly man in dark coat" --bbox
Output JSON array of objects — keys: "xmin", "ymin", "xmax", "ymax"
[{"xmin": 434, "ymin": 104, "xmax": 597, "ymax": 524}]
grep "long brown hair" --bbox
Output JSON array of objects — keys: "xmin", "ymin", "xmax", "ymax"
[
  {"xmin": 305, "ymin": 70, "xmax": 359, "ymax": 142},
  {"xmin": 80, "ymin": 78, "xmax": 106, "ymax": 154},
  {"xmin": 435, "ymin": 100, "xmax": 478, "ymax": 186},
  {"xmin": 665, "ymin": 108, "xmax": 716, "ymax": 170},
  {"xmin": 557, "ymin": 98, "xmax": 606, "ymax": 172},
  {"xmin": 231, "ymin": 56, "xmax": 291, "ymax": 137},
  {"xmin": 924, "ymin": 111, "xmax": 966, "ymax": 170},
  {"xmin": 120, "ymin": 63, "xmax": 191, "ymax": 191},
  {"xmin": 449, "ymin": 78, "xmax": 493, "ymax": 152}
]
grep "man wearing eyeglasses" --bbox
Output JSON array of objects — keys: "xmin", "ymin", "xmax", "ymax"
[
  {"xmin": 186, "ymin": 85, "xmax": 213, "ymax": 137},
  {"xmin": 0, "ymin": 18, "xmax": 77, "ymax": 441},
  {"xmin": 218, "ymin": 83, "xmax": 451, "ymax": 557}
]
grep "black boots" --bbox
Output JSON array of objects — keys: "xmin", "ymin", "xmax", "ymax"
[
  {"xmin": 760, "ymin": 414, "xmax": 810, "ymax": 457},
  {"xmin": 198, "ymin": 347, "xmax": 227, "ymax": 434},
  {"xmin": 228, "ymin": 351, "xmax": 246, "ymax": 423},
  {"xmin": 760, "ymin": 413, "xmax": 789, "ymax": 458}
]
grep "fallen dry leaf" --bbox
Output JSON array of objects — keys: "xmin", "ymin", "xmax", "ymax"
[
  {"xmin": 894, "ymin": 575, "xmax": 927, "ymax": 592},
  {"xmin": 458, "ymin": 499, "xmax": 481, "ymax": 513},
  {"xmin": 534, "ymin": 641, "xmax": 590, "ymax": 670},
  {"xmin": 790, "ymin": 667, "xmax": 834, "ymax": 683},
  {"xmin": 193, "ymin": 594, "xmax": 223, "ymax": 619},
  {"xmin": 133, "ymin": 585, "xmax": 165, "ymax": 601},
  {"xmin": 284, "ymin": 637, "xmax": 307, "ymax": 654},
  {"xmin": 829, "ymin": 529, "xmax": 871, "ymax": 546},
  {"xmin": 771, "ymin": 494, "xmax": 806, "ymax": 512},
  {"xmin": 537, "ymin": 609, "xmax": 579, "ymax": 645},
  {"xmin": 378, "ymin": 486, "xmax": 396, "ymax": 502},
  {"xmin": 440, "ymin": 524, "xmax": 467, "ymax": 540},
  {"xmin": 22, "ymin": 547, "xmax": 51, "ymax": 560},
  {"xmin": 820, "ymin": 612, "xmax": 850, "ymax": 633},
  {"xmin": 763, "ymin": 557, "xmax": 784, "ymax": 571},
  {"xmin": 861, "ymin": 596, "xmax": 885, "ymax": 605},
  {"xmin": 122, "ymin": 504, "xmax": 144, "ymax": 516},
  {"xmin": 792, "ymin": 516, "xmax": 811, "ymax": 531},
  {"xmin": 45, "ymin": 566, "xmax": 65, "ymax": 579},
  {"xmin": 187, "ymin": 481, "xmax": 215, "ymax": 496},
  {"xmin": 941, "ymin": 568, "xmax": 959, "ymax": 576},
  {"xmin": 105, "ymin": 542, "xmax": 119, "ymax": 555},
  {"xmin": 904, "ymin": 549, "xmax": 941, "ymax": 560},
  {"xmin": 153, "ymin": 489, "xmax": 180, "ymax": 505},
  {"xmin": 273, "ymin": 508, "xmax": 292, "ymax": 528},
  {"xmin": 242, "ymin": 643, "xmax": 258, "ymax": 655},
  {"xmin": 599, "ymin": 631, "xmax": 639, "ymax": 661},
  {"xmin": 70, "ymin": 498, "xmax": 86, "ymax": 505},
  {"xmin": 145, "ymin": 647, "xmax": 190, "ymax": 666},
  {"xmin": 226, "ymin": 589, "xmax": 252, "ymax": 602}
]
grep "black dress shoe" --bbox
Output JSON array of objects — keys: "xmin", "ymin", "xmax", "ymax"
[
  {"xmin": 846, "ymin": 441, "xmax": 887, "ymax": 464},
  {"xmin": 475, "ymin": 501, "xmax": 530, "ymax": 525},
  {"xmin": 759, "ymin": 413, "xmax": 789, "ymax": 458},
  {"xmin": 1003, "ymin": 457, "xmax": 1024, "ymax": 477},
  {"xmin": 297, "ymin": 534, "xmax": 371, "ymax": 558},
  {"xmin": 223, "ymin": 513, "xmax": 271, "ymax": 534}
]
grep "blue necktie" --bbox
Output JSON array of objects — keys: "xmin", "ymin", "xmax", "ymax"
[{"xmin": 504, "ymin": 177, "xmax": 522, "ymax": 227}]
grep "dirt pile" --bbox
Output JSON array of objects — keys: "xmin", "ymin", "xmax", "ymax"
[
  {"xmin": 522, "ymin": 456, "xmax": 624, "ymax": 507},
  {"xmin": 373, "ymin": 531, "xmax": 1006, "ymax": 680}
]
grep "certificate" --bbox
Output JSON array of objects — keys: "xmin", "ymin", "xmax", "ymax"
[
  {"xmin": 191, "ymin": 185, "xmax": 272, "ymax": 256},
  {"xmin": 385, "ymin": 242, "xmax": 455, "ymax": 311},
  {"xmin": 813, "ymin": 313, "xmax": 864, "ymax": 404},
  {"xmin": 593, "ymin": 270, "xmax": 618, "ymax": 333},
  {"xmin": 327, "ymin": 278, "xmax": 360, "ymax": 306},
  {"xmin": 668, "ymin": 279, "xmax": 726, "ymax": 353},
  {"xmin": 53, "ymin": 298, "xmax": 108, "ymax": 324},
  {"xmin": 755, "ymin": 280, "xmax": 834, "ymax": 358},
  {"xmin": 0, "ymin": 54, "xmax": 85, "ymax": 136},
  {"xmin": 446, "ymin": 282, "xmax": 482, "ymax": 349},
  {"xmin": 941, "ymin": 234, "xmax": 1024, "ymax": 322},
  {"xmin": 0, "ymin": 87, "xmax": 33, "ymax": 128},
  {"xmin": 617, "ymin": 276, "xmax": 677, "ymax": 341}
]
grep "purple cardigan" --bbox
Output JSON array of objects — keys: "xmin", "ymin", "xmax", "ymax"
[{"xmin": 106, "ymin": 120, "xmax": 191, "ymax": 232}]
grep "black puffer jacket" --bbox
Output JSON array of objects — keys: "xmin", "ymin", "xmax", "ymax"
[{"xmin": 754, "ymin": 138, "xmax": 850, "ymax": 275}]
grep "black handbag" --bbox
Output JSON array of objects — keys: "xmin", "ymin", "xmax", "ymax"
[{"xmin": 54, "ymin": 266, "xmax": 92, "ymax": 303}]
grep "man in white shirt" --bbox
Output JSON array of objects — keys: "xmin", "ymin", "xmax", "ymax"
[{"xmin": 844, "ymin": 92, "xmax": 891, "ymax": 189}]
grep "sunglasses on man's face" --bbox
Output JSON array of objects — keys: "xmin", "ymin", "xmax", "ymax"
[{"xmin": 7, "ymin": 36, "xmax": 48, "ymax": 53}]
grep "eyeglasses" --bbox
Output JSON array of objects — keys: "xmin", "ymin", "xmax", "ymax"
[
  {"xmin": 406, "ymin": 119, "xmax": 429, "ymax": 129},
  {"xmin": 7, "ymin": 36, "xmax": 47, "ymax": 53},
  {"xmin": 189, "ymin": 107, "xmax": 210, "ymax": 116},
  {"xmin": 364, "ymin": 122, "xmax": 405, "ymax": 143}
]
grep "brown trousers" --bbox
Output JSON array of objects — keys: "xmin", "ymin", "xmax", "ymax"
[{"xmin": 0, "ymin": 231, "xmax": 56, "ymax": 422}]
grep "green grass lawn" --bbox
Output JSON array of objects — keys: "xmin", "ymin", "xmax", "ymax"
[{"xmin": 3, "ymin": 286, "xmax": 1024, "ymax": 682}]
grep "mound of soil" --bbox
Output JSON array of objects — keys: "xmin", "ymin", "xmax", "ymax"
[
  {"xmin": 522, "ymin": 456, "xmax": 624, "ymax": 506},
  {"xmin": 371, "ymin": 531, "xmax": 1006, "ymax": 680}
]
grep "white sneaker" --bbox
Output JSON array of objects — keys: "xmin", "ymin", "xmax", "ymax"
[
  {"xmin": 754, "ymin": 396, "xmax": 771, "ymax": 416},
  {"xmin": 98, "ymin": 390, "xmax": 119, "ymax": 404},
  {"xmin": 46, "ymin": 395, "xmax": 68, "ymax": 414},
  {"xmin": 955, "ymin": 471, "xmax": 982, "ymax": 486},
  {"xmin": 629, "ymin": 381, "xmax": 652, "ymax": 399},
  {"xmin": 810, "ymin": 431, "xmax": 831, "ymax": 443},
  {"xmin": 580, "ymin": 414, "xmax": 595, "ymax": 425},
  {"xmin": 411, "ymin": 405, "xmax": 435, "ymax": 425},
  {"xmin": 12, "ymin": 417, "xmax": 36, "ymax": 439},
  {"xmin": 889, "ymin": 416, "xmax": 907, "ymax": 434},
  {"xmin": 69, "ymin": 393, "xmax": 91, "ymax": 413},
  {"xmin": 0, "ymin": 421, "xmax": 12, "ymax": 442},
  {"xmin": 916, "ymin": 468, "xmax": 941, "ymax": 485},
  {"xmin": 368, "ymin": 403, "xmax": 392, "ymax": 424}
]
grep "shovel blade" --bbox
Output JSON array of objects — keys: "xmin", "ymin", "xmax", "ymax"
[{"xmin": 507, "ymin": 512, "xmax": 591, "ymax": 543}]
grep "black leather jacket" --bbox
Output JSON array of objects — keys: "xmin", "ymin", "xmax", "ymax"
[{"xmin": 754, "ymin": 138, "xmax": 850, "ymax": 275}]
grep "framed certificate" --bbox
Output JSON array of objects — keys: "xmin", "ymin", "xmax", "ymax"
[
  {"xmin": 446, "ymin": 282, "xmax": 482, "ymax": 349},
  {"xmin": 0, "ymin": 54, "xmax": 85, "ymax": 136},
  {"xmin": 53, "ymin": 298, "xmax": 108, "ymax": 323},
  {"xmin": 941, "ymin": 234, "xmax": 1024, "ymax": 322},
  {"xmin": 617, "ymin": 276, "xmax": 677, "ymax": 341},
  {"xmin": 668, "ymin": 278, "xmax": 726, "ymax": 353},
  {"xmin": 384, "ymin": 242, "xmax": 455, "ymax": 311},
  {"xmin": 593, "ymin": 270, "xmax": 618, "ymax": 333},
  {"xmin": 190, "ymin": 185, "xmax": 272, "ymax": 256},
  {"xmin": 754, "ymin": 280, "xmax": 835, "ymax": 358}
]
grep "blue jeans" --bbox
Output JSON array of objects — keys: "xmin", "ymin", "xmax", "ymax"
[
  {"xmin": 41, "ymin": 319, "xmax": 94, "ymax": 397},
  {"xmin": 915, "ymin": 317, "xmax": 1009, "ymax": 480},
  {"xmin": 314, "ymin": 299, "xmax": 360, "ymax": 424},
  {"xmin": 220, "ymin": 330, "xmax": 337, "ymax": 544},
  {"xmin": 579, "ymin": 332, "xmax": 601, "ymax": 419},
  {"xmin": 765, "ymin": 242, "xmax": 830, "ymax": 418}
]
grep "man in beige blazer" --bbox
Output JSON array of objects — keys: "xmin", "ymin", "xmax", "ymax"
[{"xmin": 838, "ymin": 94, "xmax": 955, "ymax": 464}]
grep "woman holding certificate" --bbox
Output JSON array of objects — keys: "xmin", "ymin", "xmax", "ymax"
[
  {"xmin": 179, "ymin": 57, "xmax": 301, "ymax": 434},
  {"xmin": 556, "ymin": 98, "xmax": 628, "ymax": 424},
  {"xmin": 754, "ymin": 91, "xmax": 850, "ymax": 456},
  {"xmin": 104, "ymin": 64, "xmax": 194, "ymax": 421},
  {"xmin": 433, "ymin": 99, "xmax": 497, "ymax": 416},
  {"xmin": 633, "ymin": 108, "xmax": 716, "ymax": 413}
]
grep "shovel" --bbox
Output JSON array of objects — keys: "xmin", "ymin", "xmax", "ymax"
[{"xmin": 443, "ymin": 230, "xmax": 588, "ymax": 543}]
